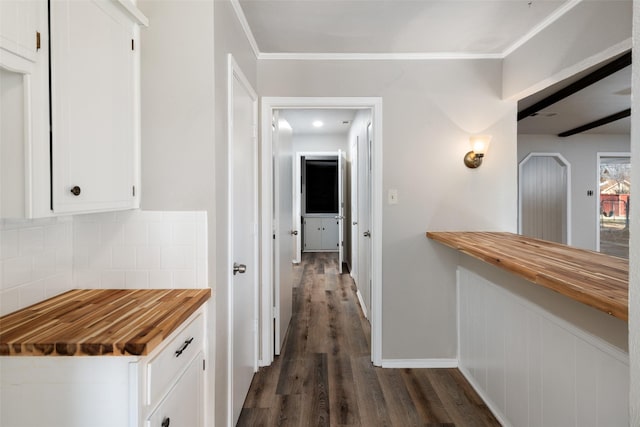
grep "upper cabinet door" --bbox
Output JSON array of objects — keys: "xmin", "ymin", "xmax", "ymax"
[
  {"xmin": 0, "ymin": 0, "xmax": 40, "ymax": 64},
  {"xmin": 51, "ymin": 0, "xmax": 139, "ymax": 214}
]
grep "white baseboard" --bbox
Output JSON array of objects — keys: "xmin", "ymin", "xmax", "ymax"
[
  {"xmin": 458, "ymin": 366, "xmax": 512, "ymax": 427},
  {"xmin": 380, "ymin": 358, "xmax": 458, "ymax": 369},
  {"xmin": 356, "ymin": 289, "xmax": 368, "ymax": 319}
]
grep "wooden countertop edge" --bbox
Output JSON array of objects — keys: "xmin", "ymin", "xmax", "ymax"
[
  {"xmin": 426, "ymin": 231, "xmax": 628, "ymax": 322},
  {"xmin": 0, "ymin": 289, "xmax": 212, "ymax": 357}
]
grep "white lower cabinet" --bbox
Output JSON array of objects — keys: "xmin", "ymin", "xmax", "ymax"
[
  {"xmin": 0, "ymin": 309, "xmax": 207, "ymax": 427},
  {"xmin": 303, "ymin": 216, "xmax": 339, "ymax": 251},
  {"xmin": 146, "ymin": 353, "xmax": 203, "ymax": 427}
]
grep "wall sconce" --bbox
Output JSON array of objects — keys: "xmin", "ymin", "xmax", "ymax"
[{"xmin": 464, "ymin": 135, "xmax": 492, "ymax": 168}]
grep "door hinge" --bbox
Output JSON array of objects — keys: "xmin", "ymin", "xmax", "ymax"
[
  {"xmin": 203, "ymin": 359, "xmax": 206, "ymax": 371},
  {"xmin": 272, "ymin": 306, "xmax": 278, "ymax": 319},
  {"xmin": 36, "ymin": 32, "xmax": 41, "ymax": 50},
  {"xmin": 131, "ymin": 39, "xmax": 134, "ymax": 51},
  {"xmin": 132, "ymin": 185, "xmax": 136, "ymax": 197}
]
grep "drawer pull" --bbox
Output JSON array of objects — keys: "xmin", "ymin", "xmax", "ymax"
[
  {"xmin": 161, "ymin": 417, "xmax": 170, "ymax": 427},
  {"xmin": 175, "ymin": 337, "xmax": 194, "ymax": 357}
]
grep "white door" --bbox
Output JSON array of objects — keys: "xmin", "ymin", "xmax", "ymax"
[
  {"xmin": 337, "ymin": 150, "xmax": 345, "ymax": 273},
  {"xmin": 350, "ymin": 138, "xmax": 359, "ymax": 283},
  {"xmin": 358, "ymin": 123, "xmax": 373, "ymax": 316},
  {"xmin": 519, "ymin": 154, "xmax": 570, "ymax": 244},
  {"xmin": 274, "ymin": 115, "xmax": 294, "ymax": 354},
  {"xmin": 228, "ymin": 55, "xmax": 258, "ymax": 427}
]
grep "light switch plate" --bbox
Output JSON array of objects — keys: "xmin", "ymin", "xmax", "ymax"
[{"xmin": 388, "ymin": 189, "xmax": 398, "ymax": 205}]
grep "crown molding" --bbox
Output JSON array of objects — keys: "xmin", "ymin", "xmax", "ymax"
[
  {"xmin": 258, "ymin": 52, "xmax": 504, "ymax": 61},
  {"xmin": 229, "ymin": 0, "xmax": 260, "ymax": 59},
  {"xmin": 231, "ymin": 0, "xmax": 583, "ymax": 62}
]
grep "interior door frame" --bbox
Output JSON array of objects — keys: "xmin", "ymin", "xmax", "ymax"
[
  {"xmin": 294, "ymin": 151, "xmax": 342, "ymax": 261},
  {"xmin": 518, "ymin": 152, "xmax": 572, "ymax": 245},
  {"xmin": 596, "ymin": 152, "xmax": 631, "ymax": 252},
  {"xmin": 260, "ymin": 97, "xmax": 384, "ymax": 367},
  {"xmin": 227, "ymin": 54, "xmax": 259, "ymax": 426}
]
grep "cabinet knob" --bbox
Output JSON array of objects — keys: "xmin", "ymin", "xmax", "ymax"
[
  {"xmin": 70, "ymin": 186, "xmax": 81, "ymax": 196},
  {"xmin": 161, "ymin": 417, "xmax": 170, "ymax": 427}
]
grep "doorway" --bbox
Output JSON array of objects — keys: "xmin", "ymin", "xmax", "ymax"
[
  {"xmin": 597, "ymin": 153, "xmax": 631, "ymax": 258},
  {"xmin": 260, "ymin": 97, "xmax": 383, "ymax": 367},
  {"xmin": 518, "ymin": 152, "xmax": 571, "ymax": 244}
]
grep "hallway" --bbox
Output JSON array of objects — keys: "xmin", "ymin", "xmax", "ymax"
[{"xmin": 237, "ymin": 253, "xmax": 500, "ymax": 426}]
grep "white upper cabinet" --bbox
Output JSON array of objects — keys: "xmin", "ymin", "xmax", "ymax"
[
  {"xmin": 50, "ymin": 0, "xmax": 146, "ymax": 214},
  {"xmin": 0, "ymin": 0, "xmax": 40, "ymax": 64}
]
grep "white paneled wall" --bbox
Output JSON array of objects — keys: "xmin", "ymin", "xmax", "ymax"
[
  {"xmin": 0, "ymin": 217, "xmax": 73, "ymax": 316},
  {"xmin": 73, "ymin": 210, "xmax": 207, "ymax": 290},
  {"xmin": 0, "ymin": 210, "xmax": 207, "ymax": 316},
  {"xmin": 458, "ymin": 267, "xmax": 629, "ymax": 427}
]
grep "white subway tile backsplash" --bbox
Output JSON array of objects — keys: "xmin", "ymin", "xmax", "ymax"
[
  {"xmin": 18, "ymin": 227, "xmax": 44, "ymax": 256},
  {"xmin": 173, "ymin": 270, "xmax": 196, "ymax": 289},
  {"xmin": 0, "ymin": 211, "xmax": 208, "ymax": 316},
  {"xmin": 73, "ymin": 222, "xmax": 100, "ymax": 247},
  {"xmin": 172, "ymin": 222, "xmax": 197, "ymax": 245},
  {"xmin": 3, "ymin": 256, "xmax": 33, "ymax": 289},
  {"xmin": 125, "ymin": 271, "xmax": 149, "ymax": 289},
  {"xmin": 123, "ymin": 222, "xmax": 148, "ymax": 246},
  {"xmin": 149, "ymin": 270, "xmax": 173, "ymax": 289},
  {"xmin": 136, "ymin": 246, "xmax": 161, "ymax": 270},
  {"xmin": 100, "ymin": 271, "xmax": 126, "ymax": 288},
  {"xmin": 19, "ymin": 280, "xmax": 46, "ymax": 308},
  {"xmin": 148, "ymin": 222, "xmax": 172, "ymax": 246},
  {"xmin": 1, "ymin": 229, "xmax": 19, "ymax": 259},
  {"xmin": 0, "ymin": 287, "xmax": 19, "ymax": 316},
  {"xmin": 161, "ymin": 246, "xmax": 196, "ymax": 270},
  {"xmin": 112, "ymin": 246, "xmax": 136, "ymax": 270}
]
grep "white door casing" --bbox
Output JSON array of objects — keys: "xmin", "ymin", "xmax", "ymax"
[
  {"xmin": 260, "ymin": 97, "xmax": 383, "ymax": 367},
  {"xmin": 227, "ymin": 54, "xmax": 259, "ymax": 427}
]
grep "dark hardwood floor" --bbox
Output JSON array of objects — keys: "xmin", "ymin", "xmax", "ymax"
[{"xmin": 237, "ymin": 252, "xmax": 500, "ymax": 426}]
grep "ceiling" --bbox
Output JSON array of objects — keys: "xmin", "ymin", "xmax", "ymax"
[
  {"xmin": 236, "ymin": 0, "xmax": 631, "ymax": 136},
  {"xmin": 237, "ymin": 0, "xmax": 569, "ymax": 55},
  {"xmin": 279, "ymin": 109, "xmax": 359, "ymax": 135},
  {"xmin": 518, "ymin": 55, "xmax": 631, "ymax": 136}
]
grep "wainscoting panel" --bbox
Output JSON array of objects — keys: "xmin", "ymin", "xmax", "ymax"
[{"xmin": 458, "ymin": 267, "xmax": 629, "ymax": 427}]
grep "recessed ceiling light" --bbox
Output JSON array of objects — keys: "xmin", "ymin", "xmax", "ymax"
[{"xmin": 312, "ymin": 120, "xmax": 323, "ymax": 128}]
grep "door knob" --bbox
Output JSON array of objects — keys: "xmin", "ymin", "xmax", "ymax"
[
  {"xmin": 233, "ymin": 263, "xmax": 247, "ymax": 275},
  {"xmin": 334, "ymin": 215, "xmax": 344, "ymax": 220},
  {"xmin": 161, "ymin": 417, "xmax": 170, "ymax": 427},
  {"xmin": 363, "ymin": 231, "xmax": 371, "ymax": 237},
  {"xmin": 291, "ymin": 230, "xmax": 298, "ymax": 236},
  {"xmin": 70, "ymin": 186, "xmax": 81, "ymax": 196},
  {"xmin": 352, "ymin": 221, "xmax": 358, "ymax": 225}
]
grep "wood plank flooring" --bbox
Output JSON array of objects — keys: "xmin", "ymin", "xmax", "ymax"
[{"xmin": 237, "ymin": 253, "xmax": 500, "ymax": 426}]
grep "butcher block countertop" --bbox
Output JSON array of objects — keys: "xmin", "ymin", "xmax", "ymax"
[
  {"xmin": 427, "ymin": 232, "xmax": 628, "ymax": 321},
  {"xmin": 0, "ymin": 288, "xmax": 211, "ymax": 357}
]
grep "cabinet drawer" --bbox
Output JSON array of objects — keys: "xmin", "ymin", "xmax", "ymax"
[
  {"xmin": 146, "ymin": 352, "xmax": 203, "ymax": 427},
  {"xmin": 146, "ymin": 312, "xmax": 204, "ymax": 406}
]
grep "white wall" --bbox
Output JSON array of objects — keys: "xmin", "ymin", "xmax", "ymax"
[
  {"xmin": 503, "ymin": 0, "xmax": 632, "ymax": 100},
  {"xmin": 292, "ymin": 133, "xmax": 348, "ymax": 153},
  {"xmin": 213, "ymin": 2, "xmax": 258, "ymax": 426},
  {"xmin": 629, "ymin": 2, "xmax": 640, "ymax": 424},
  {"xmin": 259, "ymin": 59, "xmax": 518, "ymax": 360},
  {"xmin": 518, "ymin": 134, "xmax": 630, "ymax": 251}
]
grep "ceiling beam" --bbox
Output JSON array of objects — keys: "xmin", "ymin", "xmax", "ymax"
[
  {"xmin": 517, "ymin": 51, "xmax": 632, "ymax": 121},
  {"xmin": 558, "ymin": 108, "xmax": 631, "ymax": 137}
]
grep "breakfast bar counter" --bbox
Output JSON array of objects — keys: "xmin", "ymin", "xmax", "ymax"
[{"xmin": 426, "ymin": 231, "xmax": 628, "ymax": 321}]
